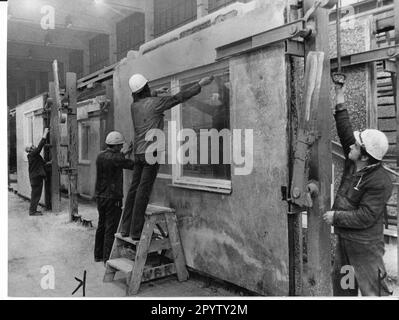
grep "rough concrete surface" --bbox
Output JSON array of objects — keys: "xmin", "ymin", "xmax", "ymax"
[{"xmin": 8, "ymin": 192, "xmax": 240, "ymax": 298}]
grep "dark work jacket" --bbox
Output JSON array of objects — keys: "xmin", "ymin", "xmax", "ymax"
[
  {"xmin": 95, "ymin": 148, "xmax": 135, "ymax": 200},
  {"xmin": 332, "ymin": 106, "xmax": 393, "ymax": 243},
  {"xmin": 132, "ymin": 83, "xmax": 201, "ymax": 154},
  {"xmin": 27, "ymin": 138, "xmax": 46, "ymax": 180}
]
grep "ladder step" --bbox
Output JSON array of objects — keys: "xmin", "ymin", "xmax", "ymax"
[
  {"xmin": 107, "ymin": 258, "xmax": 134, "ymax": 274},
  {"xmin": 115, "ymin": 233, "xmax": 172, "ymax": 253},
  {"xmin": 145, "ymin": 204, "xmax": 175, "ymax": 216},
  {"xmin": 106, "ymin": 258, "xmax": 177, "ymax": 282}
]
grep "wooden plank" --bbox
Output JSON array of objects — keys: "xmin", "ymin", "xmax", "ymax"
[
  {"xmin": 114, "ymin": 233, "xmax": 171, "ymax": 253},
  {"xmin": 164, "ymin": 212, "xmax": 189, "ymax": 282},
  {"xmin": 146, "ymin": 204, "xmax": 175, "ymax": 215},
  {"xmin": 66, "ymin": 73, "xmax": 79, "ymax": 221},
  {"xmin": 290, "ymin": 52, "xmax": 325, "ymax": 208},
  {"xmin": 303, "ymin": 0, "xmax": 332, "ymax": 296},
  {"xmin": 107, "ymin": 258, "xmax": 134, "ymax": 274},
  {"xmin": 48, "ymin": 82, "xmax": 60, "ymax": 213}
]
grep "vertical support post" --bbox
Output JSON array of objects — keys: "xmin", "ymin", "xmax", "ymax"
[
  {"xmin": 66, "ymin": 73, "xmax": 78, "ymax": 221},
  {"xmin": 303, "ymin": 0, "xmax": 332, "ymax": 296},
  {"xmin": 394, "ymin": 0, "xmax": 399, "ymax": 287},
  {"xmin": 43, "ymin": 94, "xmax": 51, "ymax": 210},
  {"xmin": 145, "ymin": 0, "xmax": 155, "ymax": 42},
  {"xmin": 197, "ymin": 0, "xmax": 209, "ymax": 18},
  {"xmin": 49, "ymin": 82, "xmax": 60, "ymax": 213}
]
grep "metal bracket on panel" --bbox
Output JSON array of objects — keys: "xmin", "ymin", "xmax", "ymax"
[
  {"xmin": 330, "ymin": 45, "xmax": 399, "ymax": 70},
  {"xmin": 383, "ymin": 59, "xmax": 397, "ymax": 73},
  {"xmin": 215, "ymin": 12, "xmax": 318, "ymax": 60}
]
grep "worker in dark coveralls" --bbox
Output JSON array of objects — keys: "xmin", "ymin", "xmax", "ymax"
[
  {"xmin": 25, "ymin": 128, "xmax": 49, "ymax": 216},
  {"xmin": 94, "ymin": 131, "xmax": 134, "ymax": 262},
  {"xmin": 120, "ymin": 73, "xmax": 214, "ymax": 240},
  {"xmin": 323, "ymin": 79, "xmax": 393, "ymax": 296}
]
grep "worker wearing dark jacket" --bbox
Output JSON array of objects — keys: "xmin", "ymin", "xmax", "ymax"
[
  {"xmin": 26, "ymin": 128, "xmax": 49, "ymax": 216},
  {"xmin": 323, "ymin": 80, "xmax": 392, "ymax": 296},
  {"xmin": 120, "ymin": 74, "xmax": 214, "ymax": 240},
  {"xmin": 94, "ymin": 131, "xmax": 134, "ymax": 262}
]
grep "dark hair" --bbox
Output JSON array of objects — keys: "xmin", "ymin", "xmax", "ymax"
[
  {"xmin": 132, "ymin": 84, "xmax": 151, "ymax": 102},
  {"xmin": 360, "ymin": 147, "xmax": 380, "ymax": 165}
]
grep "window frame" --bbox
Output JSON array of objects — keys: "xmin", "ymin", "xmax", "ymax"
[
  {"xmin": 171, "ymin": 63, "xmax": 232, "ymax": 194},
  {"xmin": 78, "ymin": 121, "xmax": 91, "ymax": 165}
]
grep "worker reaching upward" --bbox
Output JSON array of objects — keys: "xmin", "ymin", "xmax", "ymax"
[
  {"xmin": 120, "ymin": 73, "xmax": 214, "ymax": 240},
  {"xmin": 25, "ymin": 127, "xmax": 50, "ymax": 216},
  {"xmin": 323, "ymin": 78, "xmax": 393, "ymax": 296}
]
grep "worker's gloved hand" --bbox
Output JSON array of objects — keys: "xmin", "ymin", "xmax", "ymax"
[
  {"xmin": 323, "ymin": 211, "xmax": 335, "ymax": 225},
  {"xmin": 122, "ymin": 141, "xmax": 134, "ymax": 156},
  {"xmin": 198, "ymin": 75, "xmax": 214, "ymax": 87},
  {"xmin": 42, "ymin": 128, "xmax": 50, "ymax": 139},
  {"xmin": 156, "ymin": 87, "xmax": 169, "ymax": 95},
  {"xmin": 332, "ymin": 72, "xmax": 346, "ymax": 88}
]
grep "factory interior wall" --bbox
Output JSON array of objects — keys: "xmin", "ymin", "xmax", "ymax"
[
  {"xmin": 113, "ymin": 0, "xmax": 290, "ymax": 295},
  {"xmin": 15, "ymin": 95, "xmax": 45, "ymax": 203}
]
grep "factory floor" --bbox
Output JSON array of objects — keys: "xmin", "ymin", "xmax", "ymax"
[
  {"xmin": 7, "ymin": 189, "xmax": 399, "ymax": 298},
  {"xmin": 7, "ymin": 191, "xmax": 240, "ymax": 298}
]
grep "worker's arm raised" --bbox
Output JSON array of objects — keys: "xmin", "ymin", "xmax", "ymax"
[
  {"xmin": 30, "ymin": 128, "xmax": 49, "ymax": 156},
  {"xmin": 155, "ymin": 76, "xmax": 214, "ymax": 113},
  {"xmin": 333, "ymin": 83, "xmax": 356, "ymax": 158}
]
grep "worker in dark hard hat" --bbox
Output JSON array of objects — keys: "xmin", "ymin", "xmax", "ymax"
[
  {"xmin": 25, "ymin": 127, "xmax": 49, "ymax": 216},
  {"xmin": 94, "ymin": 131, "xmax": 134, "ymax": 262},
  {"xmin": 120, "ymin": 73, "xmax": 214, "ymax": 240},
  {"xmin": 323, "ymin": 78, "xmax": 393, "ymax": 296}
]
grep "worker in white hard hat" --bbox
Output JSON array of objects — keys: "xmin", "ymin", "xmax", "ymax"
[
  {"xmin": 120, "ymin": 73, "xmax": 214, "ymax": 240},
  {"xmin": 323, "ymin": 77, "xmax": 393, "ymax": 296},
  {"xmin": 25, "ymin": 127, "xmax": 50, "ymax": 216},
  {"xmin": 94, "ymin": 131, "xmax": 134, "ymax": 262}
]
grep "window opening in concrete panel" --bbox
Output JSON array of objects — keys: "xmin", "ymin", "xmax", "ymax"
[
  {"xmin": 79, "ymin": 122, "xmax": 90, "ymax": 163},
  {"xmin": 178, "ymin": 71, "xmax": 231, "ymax": 185}
]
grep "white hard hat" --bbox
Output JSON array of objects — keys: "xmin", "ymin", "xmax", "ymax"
[
  {"xmin": 354, "ymin": 129, "xmax": 389, "ymax": 161},
  {"xmin": 105, "ymin": 131, "xmax": 125, "ymax": 145},
  {"xmin": 128, "ymin": 74, "xmax": 148, "ymax": 93}
]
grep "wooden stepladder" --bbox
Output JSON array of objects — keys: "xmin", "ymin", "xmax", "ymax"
[{"xmin": 103, "ymin": 205, "xmax": 189, "ymax": 296}]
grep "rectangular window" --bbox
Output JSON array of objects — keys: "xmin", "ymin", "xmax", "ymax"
[
  {"xmin": 171, "ymin": 66, "xmax": 232, "ymax": 193},
  {"xmin": 116, "ymin": 12, "xmax": 145, "ymax": 61},
  {"xmin": 154, "ymin": 0, "xmax": 197, "ymax": 37},
  {"xmin": 79, "ymin": 122, "xmax": 90, "ymax": 163},
  {"xmin": 89, "ymin": 34, "xmax": 110, "ymax": 73}
]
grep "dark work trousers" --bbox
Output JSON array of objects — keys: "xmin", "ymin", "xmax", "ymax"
[
  {"xmin": 94, "ymin": 197, "xmax": 122, "ymax": 262},
  {"xmin": 332, "ymin": 236, "xmax": 392, "ymax": 296},
  {"xmin": 29, "ymin": 177, "xmax": 44, "ymax": 214},
  {"xmin": 120, "ymin": 154, "xmax": 160, "ymax": 238}
]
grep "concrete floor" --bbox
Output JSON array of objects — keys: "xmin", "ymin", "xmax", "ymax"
[
  {"xmin": 8, "ymin": 190, "xmax": 399, "ymax": 297},
  {"xmin": 8, "ymin": 192, "xmax": 239, "ymax": 298}
]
